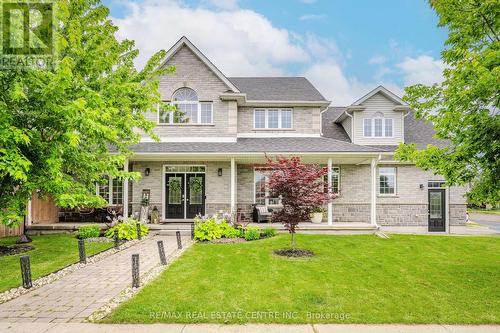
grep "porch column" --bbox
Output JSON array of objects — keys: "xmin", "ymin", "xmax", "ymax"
[
  {"xmin": 327, "ymin": 158, "xmax": 333, "ymax": 225},
  {"xmin": 123, "ymin": 159, "xmax": 129, "ymax": 218},
  {"xmin": 370, "ymin": 158, "xmax": 377, "ymax": 226},
  {"xmin": 230, "ymin": 158, "xmax": 236, "ymax": 215}
]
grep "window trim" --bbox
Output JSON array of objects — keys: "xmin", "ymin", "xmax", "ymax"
[
  {"xmin": 158, "ymin": 101, "xmax": 214, "ymax": 125},
  {"xmin": 96, "ymin": 177, "xmax": 123, "ymax": 205},
  {"xmin": 253, "ymin": 108, "xmax": 293, "ymax": 130},
  {"xmin": 253, "ymin": 167, "xmax": 282, "ymax": 207},
  {"xmin": 362, "ymin": 117, "xmax": 394, "ymax": 138},
  {"xmin": 378, "ymin": 166, "xmax": 397, "ymax": 196}
]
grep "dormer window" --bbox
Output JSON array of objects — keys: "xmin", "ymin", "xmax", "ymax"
[
  {"xmin": 363, "ymin": 114, "xmax": 393, "ymax": 137},
  {"xmin": 159, "ymin": 87, "xmax": 213, "ymax": 124}
]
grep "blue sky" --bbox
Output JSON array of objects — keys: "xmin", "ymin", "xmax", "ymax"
[{"xmin": 103, "ymin": 0, "xmax": 447, "ymax": 104}]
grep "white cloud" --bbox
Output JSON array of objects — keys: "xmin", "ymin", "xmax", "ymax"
[
  {"xmin": 368, "ymin": 55, "xmax": 386, "ymax": 65},
  {"xmin": 204, "ymin": 0, "xmax": 239, "ymax": 10},
  {"xmin": 397, "ymin": 55, "xmax": 445, "ymax": 86},
  {"xmin": 299, "ymin": 14, "xmax": 325, "ymax": 21},
  {"xmin": 112, "ymin": 1, "xmax": 309, "ymax": 75},
  {"xmin": 110, "ymin": 0, "xmax": 406, "ymax": 106}
]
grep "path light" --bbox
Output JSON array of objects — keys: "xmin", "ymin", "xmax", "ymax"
[
  {"xmin": 132, "ymin": 254, "xmax": 140, "ymax": 288},
  {"xmin": 78, "ymin": 239, "xmax": 86, "ymax": 264},
  {"xmin": 157, "ymin": 240, "xmax": 167, "ymax": 265},
  {"xmin": 114, "ymin": 229, "xmax": 119, "ymax": 249},
  {"xmin": 20, "ymin": 256, "xmax": 32, "ymax": 289},
  {"xmin": 136, "ymin": 223, "xmax": 142, "ymax": 240},
  {"xmin": 191, "ymin": 223, "xmax": 195, "ymax": 240},
  {"xmin": 176, "ymin": 231, "xmax": 182, "ymax": 249}
]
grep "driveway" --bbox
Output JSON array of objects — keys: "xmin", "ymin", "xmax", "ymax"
[{"xmin": 469, "ymin": 213, "xmax": 500, "ymax": 231}]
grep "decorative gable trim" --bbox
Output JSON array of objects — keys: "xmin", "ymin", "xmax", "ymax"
[
  {"xmin": 160, "ymin": 36, "xmax": 240, "ymax": 93},
  {"xmin": 351, "ymin": 85, "xmax": 407, "ymax": 106}
]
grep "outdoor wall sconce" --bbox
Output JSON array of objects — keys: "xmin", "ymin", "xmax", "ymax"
[
  {"xmin": 419, "ymin": 184, "xmax": 424, "ymax": 190},
  {"xmin": 145, "ymin": 168, "xmax": 150, "ymax": 176},
  {"xmin": 218, "ymin": 168, "xmax": 223, "ymax": 176}
]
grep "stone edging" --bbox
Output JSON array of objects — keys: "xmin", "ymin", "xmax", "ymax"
[
  {"xmin": 0, "ymin": 236, "xmax": 152, "ymax": 305},
  {"xmin": 86, "ymin": 240, "xmax": 193, "ymax": 322}
]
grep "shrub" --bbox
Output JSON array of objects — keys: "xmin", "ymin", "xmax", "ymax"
[
  {"xmin": 105, "ymin": 219, "xmax": 149, "ymax": 240},
  {"xmin": 244, "ymin": 226, "xmax": 261, "ymax": 241},
  {"xmin": 77, "ymin": 224, "xmax": 101, "ymax": 239},
  {"xmin": 220, "ymin": 222, "xmax": 240, "ymax": 238},
  {"xmin": 261, "ymin": 227, "xmax": 276, "ymax": 238},
  {"xmin": 194, "ymin": 218, "xmax": 223, "ymax": 241}
]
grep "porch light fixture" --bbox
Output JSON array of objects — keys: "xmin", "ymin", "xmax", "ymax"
[
  {"xmin": 145, "ymin": 168, "xmax": 150, "ymax": 176},
  {"xmin": 218, "ymin": 168, "xmax": 223, "ymax": 177},
  {"xmin": 419, "ymin": 184, "xmax": 424, "ymax": 190}
]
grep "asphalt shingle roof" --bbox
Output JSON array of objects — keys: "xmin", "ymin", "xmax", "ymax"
[
  {"xmin": 321, "ymin": 107, "xmax": 350, "ymax": 142},
  {"xmin": 129, "ymin": 137, "xmax": 384, "ymax": 153},
  {"xmin": 228, "ymin": 77, "xmax": 327, "ymax": 101}
]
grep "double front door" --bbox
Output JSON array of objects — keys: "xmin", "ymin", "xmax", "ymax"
[{"xmin": 165, "ymin": 173, "xmax": 205, "ymax": 219}]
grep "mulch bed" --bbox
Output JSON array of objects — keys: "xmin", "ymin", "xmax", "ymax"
[
  {"xmin": 274, "ymin": 248, "xmax": 315, "ymax": 257},
  {"xmin": 0, "ymin": 245, "xmax": 35, "ymax": 257}
]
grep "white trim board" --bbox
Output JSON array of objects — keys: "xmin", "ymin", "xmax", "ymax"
[
  {"xmin": 140, "ymin": 137, "xmax": 237, "ymax": 143},
  {"xmin": 237, "ymin": 133, "xmax": 321, "ymax": 138}
]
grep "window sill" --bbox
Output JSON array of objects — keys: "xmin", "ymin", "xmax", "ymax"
[
  {"xmin": 377, "ymin": 194, "xmax": 398, "ymax": 198},
  {"xmin": 157, "ymin": 123, "xmax": 215, "ymax": 127}
]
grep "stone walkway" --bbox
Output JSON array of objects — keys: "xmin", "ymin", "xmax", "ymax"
[
  {"xmin": 0, "ymin": 323, "xmax": 498, "ymax": 333},
  {"xmin": 0, "ymin": 235, "xmax": 189, "ymax": 323}
]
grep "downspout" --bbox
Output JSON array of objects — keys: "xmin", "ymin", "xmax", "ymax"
[
  {"xmin": 371, "ymin": 154, "xmax": 382, "ymax": 229},
  {"xmin": 319, "ymin": 105, "xmax": 330, "ymax": 137}
]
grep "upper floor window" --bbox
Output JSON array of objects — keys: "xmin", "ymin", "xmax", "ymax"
[
  {"xmin": 254, "ymin": 108, "xmax": 293, "ymax": 129},
  {"xmin": 363, "ymin": 117, "xmax": 393, "ymax": 137},
  {"xmin": 159, "ymin": 87, "xmax": 213, "ymax": 124}
]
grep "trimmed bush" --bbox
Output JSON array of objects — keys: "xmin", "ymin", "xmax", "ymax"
[
  {"xmin": 105, "ymin": 219, "xmax": 149, "ymax": 240},
  {"xmin": 244, "ymin": 226, "xmax": 261, "ymax": 241},
  {"xmin": 77, "ymin": 224, "xmax": 101, "ymax": 239},
  {"xmin": 194, "ymin": 218, "xmax": 223, "ymax": 241},
  {"xmin": 261, "ymin": 227, "xmax": 277, "ymax": 238}
]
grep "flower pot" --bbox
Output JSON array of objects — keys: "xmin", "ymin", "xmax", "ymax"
[{"xmin": 310, "ymin": 212, "xmax": 323, "ymax": 223}]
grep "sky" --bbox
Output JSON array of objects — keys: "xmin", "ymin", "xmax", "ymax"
[{"xmin": 102, "ymin": 0, "xmax": 448, "ymax": 105}]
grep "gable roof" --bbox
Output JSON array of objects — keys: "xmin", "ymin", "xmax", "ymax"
[
  {"xmin": 228, "ymin": 77, "xmax": 327, "ymax": 102},
  {"xmin": 351, "ymin": 85, "xmax": 407, "ymax": 106},
  {"xmin": 160, "ymin": 36, "xmax": 240, "ymax": 93},
  {"xmin": 321, "ymin": 107, "xmax": 351, "ymax": 141}
]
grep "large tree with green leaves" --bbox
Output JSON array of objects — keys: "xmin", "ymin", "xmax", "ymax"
[
  {"xmin": 0, "ymin": 0, "xmax": 172, "ymax": 226},
  {"xmin": 395, "ymin": 0, "xmax": 499, "ymax": 206}
]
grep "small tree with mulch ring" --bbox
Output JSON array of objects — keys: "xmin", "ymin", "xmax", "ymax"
[{"xmin": 265, "ymin": 156, "xmax": 336, "ymax": 256}]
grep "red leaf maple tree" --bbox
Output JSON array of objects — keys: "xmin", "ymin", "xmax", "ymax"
[{"xmin": 265, "ymin": 156, "xmax": 336, "ymax": 247}]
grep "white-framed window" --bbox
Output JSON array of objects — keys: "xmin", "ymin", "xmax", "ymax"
[
  {"xmin": 363, "ymin": 117, "xmax": 394, "ymax": 137},
  {"xmin": 254, "ymin": 168, "xmax": 281, "ymax": 206},
  {"xmin": 158, "ymin": 87, "xmax": 213, "ymax": 124},
  {"xmin": 323, "ymin": 166, "xmax": 341, "ymax": 194},
  {"xmin": 97, "ymin": 176, "xmax": 123, "ymax": 205},
  {"xmin": 378, "ymin": 167, "xmax": 396, "ymax": 195},
  {"xmin": 253, "ymin": 108, "xmax": 293, "ymax": 129}
]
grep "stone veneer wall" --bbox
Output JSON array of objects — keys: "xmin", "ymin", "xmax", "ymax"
[{"xmin": 129, "ymin": 161, "xmax": 467, "ymax": 225}]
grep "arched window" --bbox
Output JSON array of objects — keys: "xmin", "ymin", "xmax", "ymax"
[{"xmin": 158, "ymin": 87, "xmax": 213, "ymax": 124}]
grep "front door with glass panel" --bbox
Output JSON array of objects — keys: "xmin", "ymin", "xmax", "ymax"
[
  {"xmin": 428, "ymin": 189, "xmax": 445, "ymax": 232},
  {"xmin": 186, "ymin": 174, "xmax": 205, "ymax": 218},
  {"xmin": 165, "ymin": 166, "xmax": 206, "ymax": 219}
]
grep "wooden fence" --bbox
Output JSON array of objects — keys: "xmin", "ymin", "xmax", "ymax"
[{"xmin": 0, "ymin": 222, "xmax": 24, "ymax": 238}]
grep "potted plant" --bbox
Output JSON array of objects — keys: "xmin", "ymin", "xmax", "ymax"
[{"xmin": 310, "ymin": 207, "xmax": 325, "ymax": 223}]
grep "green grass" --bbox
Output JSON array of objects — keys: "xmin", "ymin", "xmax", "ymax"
[
  {"xmin": 0, "ymin": 234, "xmax": 113, "ymax": 292},
  {"xmin": 106, "ymin": 234, "xmax": 500, "ymax": 324},
  {"xmin": 468, "ymin": 208, "xmax": 500, "ymax": 215}
]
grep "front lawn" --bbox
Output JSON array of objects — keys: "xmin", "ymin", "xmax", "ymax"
[
  {"xmin": 106, "ymin": 234, "xmax": 500, "ymax": 324},
  {"xmin": 0, "ymin": 234, "xmax": 113, "ymax": 292}
]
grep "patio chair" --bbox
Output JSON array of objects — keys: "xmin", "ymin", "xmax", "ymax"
[{"xmin": 253, "ymin": 205, "xmax": 272, "ymax": 223}]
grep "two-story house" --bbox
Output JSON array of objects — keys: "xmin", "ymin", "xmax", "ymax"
[{"xmin": 28, "ymin": 37, "xmax": 467, "ymax": 233}]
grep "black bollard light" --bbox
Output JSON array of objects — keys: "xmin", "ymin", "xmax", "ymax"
[
  {"xmin": 190, "ymin": 223, "xmax": 195, "ymax": 240},
  {"xmin": 20, "ymin": 256, "xmax": 32, "ymax": 289},
  {"xmin": 136, "ymin": 223, "xmax": 142, "ymax": 240},
  {"xmin": 157, "ymin": 240, "xmax": 167, "ymax": 265},
  {"xmin": 176, "ymin": 231, "xmax": 182, "ymax": 249},
  {"xmin": 114, "ymin": 229, "xmax": 119, "ymax": 249},
  {"xmin": 78, "ymin": 239, "xmax": 86, "ymax": 264},
  {"xmin": 132, "ymin": 254, "xmax": 140, "ymax": 288}
]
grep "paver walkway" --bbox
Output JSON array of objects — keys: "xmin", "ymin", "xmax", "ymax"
[{"xmin": 0, "ymin": 235, "xmax": 189, "ymax": 323}]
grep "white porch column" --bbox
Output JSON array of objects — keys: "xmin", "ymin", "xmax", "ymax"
[
  {"xmin": 123, "ymin": 159, "xmax": 129, "ymax": 218},
  {"xmin": 230, "ymin": 158, "xmax": 236, "ymax": 214},
  {"xmin": 327, "ymin": 158, "xmax": 333, "ymax": 225},
  {"xmin": 370, "ymin": 158, "xmax": 377, "ymax": 226}
]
